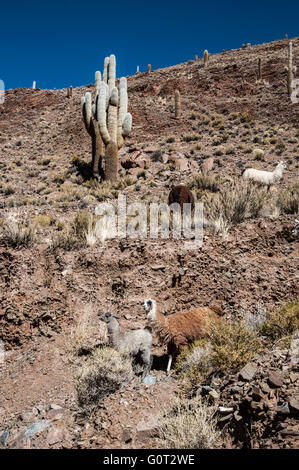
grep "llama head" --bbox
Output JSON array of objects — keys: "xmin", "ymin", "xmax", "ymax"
[
  {"xmin": 278, "ymin": 160, "xmax": 287, "ymax": 170},
  {"xmin": 144, "ymin": 298, "xmax": 157, "ymax": 322},
  {"xmin": 100, "ymin": 312, "xmax": 120, "ymax": 323}
]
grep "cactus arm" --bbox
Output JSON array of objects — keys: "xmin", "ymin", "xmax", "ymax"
[
  {"xmin": 108, "ymin": 54, "xmax": 116, "ymax": 92},
  {"xmin": 97, "ymin": 82, "xmax": 111, "ymax": 145},
  {"xmin": 117, "ymin": 77, "xmax": 129, "ymax": 147},
  {"xmin": 108, "ymin": 87, "xmax": 119, "ymax": 143},
  {"xmin": 95, "ymin": 71, "xmax": 101, "ymax": 96},
  {"xmin": 103, "ymin": 57, "xmax": 110, "ymax": 84},
  {"xmin": 122, "ymin": 113, "xmax": 132, "ymax": 137}
]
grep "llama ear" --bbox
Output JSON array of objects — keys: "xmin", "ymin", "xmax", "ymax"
[{"xmin": 113, "ymin": 315, "xmax": 120, "ymax": 319}]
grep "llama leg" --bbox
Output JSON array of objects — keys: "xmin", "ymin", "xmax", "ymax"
[
  {"xmin": 166, "ymin": 355, "xmax": 173, "ymax": 374},
  {"xmin": 141, "ymin": 350, "xmax": 152, "ymax": 378}
]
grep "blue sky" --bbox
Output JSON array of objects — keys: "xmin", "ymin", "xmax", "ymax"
[{"xmin": 1, "ymin": 0, "xmax": 298, "ymax": 90}]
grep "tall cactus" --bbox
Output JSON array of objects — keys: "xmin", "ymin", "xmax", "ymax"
[
  {"xmin": 174, "ymin": 89, "xmax": 181, "ymax": 119},
  {"xmin": 204, "ymin": 50, "xmax": 209, "ymax": 68},
  {"xmin": 81, "ymin": 84, "xmax": 104, "ymax": 179},
  {"xmin": 258, "ymin": 58, "xmax": 262, "ymax": 80},
  {"xmin": 96, "ymin": 54, "xmax": 132, "ymax": 182},
  {"xmin": 286, "ymin": 41, "xmax": 294, "ymax": 96}
]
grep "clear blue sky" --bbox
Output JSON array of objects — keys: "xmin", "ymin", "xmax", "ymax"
[{"xmin": 1, "ymin": 0, "xmax": 298, "ymax": 90}]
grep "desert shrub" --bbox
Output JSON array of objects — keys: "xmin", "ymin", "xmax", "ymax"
[
  {"xmin": 182, "ymin": 133, "xmax": 200, "ymax": 142},
  {"xmin": 72, "ymin": 211, "xmax": 91, "ymax": 239},
  {"xmin": 259, "ymin": 299, "xmax": 299, "ymax": 347},
  {"xmin": 175, "ymin": 339, "xmax": 212, "ymax": 385},
  {"xmin": 165, "ymin": 136, "xmax": 176, "ymax": 143},
  {"xmin": 225, "ymin": 146, "xmax": 235, "ymax": 155},
  {"xmin": 214, "ymin": 147, "xmax": 224, "ymax": 156},
  {"xmin": 252, "ymin": 148, "xmax": 265, "ymax": 160},
  {"xmin": 1, "ymin": 183, "xmax": 15, "ymax": 195},
  {"xmin": 207, "ymin": 320, "xmax": 261, "ymax": 373},
  {"xmin": 115, "ymin": 175, "xmax": 135, "ymax": 189},
  {"xmin": 151, "ymin": 150, "xmax": 163, "ymax": 162},
  {"xmin": 159, "ymin": 397, "xmax": 219, "ymax": 449},
  {"xmin": 75, "ymin": 347, "xmax": 134, "ymax": 410},
  {"xmin": 0, "ymin": 212, "xmax": 35, "ymax": 247},
  {"xmin": 239, "ymin": 112, "xmax": 254, "ymax": 123},
  {"xmin": 213, "ymin": 134, "xmax": 229, "ymax": 145},
  {"xmin": 53, "ymin": 173, "xmax": 66, "ymax": 185},
  {"xmin": 187, "ymin": 172, "xmax": 220, "ymax": 193},
  {"xmin": 51, "ymin": 226, "xmax": 83, "ymax": 251},
  {"xmin": 203, "ymin": 182, "xmax": 270, "ymax": 230},
  {"xmin": 176, "ymin": 320, "xmax": 261, "ymax": 381},
  {"xmin": 33, "ymin": 214, "xmax": 55, "ymax": 227},
  {"xmin": 276, "ymin": 182, "xmax": 299, "ymax": 214},
  {"xmin": 275, "ymin": 139, "xmax": 286, "ymax": 155}
]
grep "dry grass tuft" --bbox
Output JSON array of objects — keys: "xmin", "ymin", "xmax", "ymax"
[
  {"xmin": 159, "ymin": 397, "xmax": 220, "ymax": 449},
  {"xmin": 203, "ymin": 182, "xmax": 271, "ymax": 232},
  {"xmin": 75, "ymin": 347, "xmax": 134, "ymax": 411},
  {"xmin": 0, "ymin": 212, "xmax": 35, "ymax": 247},
  {"xmin": 276, "ymin": 182, "xmax": 299, "ymax": 215},
  {"xmin": 187, "ymin": 172, "xmax": 220, "ymax": 193}
]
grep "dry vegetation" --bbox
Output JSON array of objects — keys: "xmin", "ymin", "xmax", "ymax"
[
  {"xmin": 75, "ymin": 347, "xmax": 134, "ymax": 411},
  {"xmin": 159, "ymin": 397, "xmax": 220, "ymax": 449}
]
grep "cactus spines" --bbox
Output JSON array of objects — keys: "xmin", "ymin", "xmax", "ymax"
[
  {"xmin": 95, "ymin": 54, "xmax": 132, "ymax": 182},
  {"xmin": 174, "ymin": 89, "xmax": 181, "ymax": 119},
  {"xmin": 287, "ymin": 41, "xmax": 294, "ymax": 96},
  {"xmin": 147, "ymin": 64, "xmax": 151, "ymax": 73},
  {"xmin": 204, "ymin": 50, "xmax": 209, "ymax": 68},
  {"xmin": 95, "ymin": 71, "xmax": 101, "ymax": 95},
  {"xmin": 81, "ymin": 91, "xmax": 104, "ymax": 179},
  {"xmin": 103, "ymin": 57, "xmax": 110, "ymax": 84}
]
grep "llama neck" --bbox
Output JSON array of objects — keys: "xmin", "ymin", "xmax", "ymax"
[
  {"xmin": 148, "ymin": 306, "xmax": 170, "ymax": 344},
  {"xmin": 107, "ymin": 322, "xmax": 120, "ymax": 348},
  {"xmin": 273, "ymin": 165, "xmax": 283, "ymax": 177}
]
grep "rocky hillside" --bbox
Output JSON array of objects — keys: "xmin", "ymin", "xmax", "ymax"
[{"xmin": 0, "ymin": 37, "xmax": 298, "ymax": 449}]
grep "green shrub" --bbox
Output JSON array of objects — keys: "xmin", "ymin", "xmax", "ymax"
[{"xmin": 260, "ymin": 299, "xmax": 299, "ymax": 347}]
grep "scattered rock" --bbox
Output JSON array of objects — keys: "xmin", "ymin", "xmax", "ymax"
[
  {"xmin": 0, "ymin": 431, "xmax": 9, "ymax": 447},
  {"xmin": 268, "ymin": 371, "xmax": 284, "ymax": 388},
  {"xmin": 47, "ymin": 426, "xmax": 65, "ymax": 446},
  {"xmin": 289, "ymin": 398, "xmax": 299, "ymax": 416},
  {"xmin": 142, "ymin": 375, "xmax": 157, "ymax": 385},
  {"xmin": 122, "ymin": 428, "xmax": 132, "ymax": 444},
  {"xmin": 239, "ymin": 363, "xmax": 257, "ymax": 382}
]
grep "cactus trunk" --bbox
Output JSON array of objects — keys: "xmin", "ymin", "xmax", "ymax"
[
  {"xmin": 82, "ymin": 92, "xmax": 104, "ymax": 179},
  {"xmin": 204, "ymin": 50, "xmax": 209, "ymax": 68},
  {"xmin": 105, "ymin": 141, "xmax": 118, "ymax": 182},
  {"xmin": 287, "ymin": 42, "xmax": 294, "ymax": 96},
  {"xmin": 174, "ymin": 89, "xmax": 181, "ymax": 119},
  {"xmin": 258, "ymin": 58, "xmax": 262, "ymax": 80}
]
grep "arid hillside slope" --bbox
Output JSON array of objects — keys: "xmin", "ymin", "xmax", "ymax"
[{"xmin": 0, "ymin": 37, "xmax": 298, "ymax": 450}]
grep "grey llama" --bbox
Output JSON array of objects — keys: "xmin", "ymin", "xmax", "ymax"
[{"xmin": 101, "ymin": 312, "xmax": 153, "ymax": 378}]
